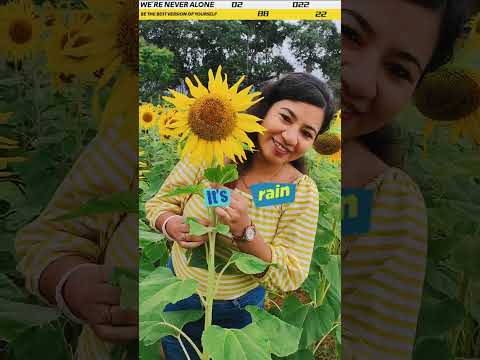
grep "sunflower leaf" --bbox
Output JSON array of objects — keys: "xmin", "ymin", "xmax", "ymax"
[
  {"xmin": 204, "ymin": 164, "xmax": 238, "ymax": 185},
  {"xmin": 165, "ymin": 184, "xmax": 205, "ymax": 197},
  {"xmin": 186, "ymin": 217, "xmax": 210, "ymax": 236},
  {"xmin": 229, "ymin": 251, "xmax": 270, "ymax": 274},
  {"xmin": 214, "ymin": 223, "xmax": 231, "ymax": 236}
]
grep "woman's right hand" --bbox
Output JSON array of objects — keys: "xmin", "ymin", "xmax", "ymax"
[
  {"xmin": 165, "ymin": 215, "xmax": 209, "ymax": 249},
  {"xmin": 63, "ymin": 264, "xmax": 137, "ymax": 344}
]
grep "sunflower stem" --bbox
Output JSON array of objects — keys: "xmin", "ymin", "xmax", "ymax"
[{"xmin": 202, "ymin": 207, "xmax": 218, "ymax": 360}]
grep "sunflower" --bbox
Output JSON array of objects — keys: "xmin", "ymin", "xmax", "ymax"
[
  {"xmin": 44, "ymin": 10, "xmax": 103, "ymax": 87},
  {"xmin": 163, "ymin": 66, "xmax": 265, "ymax": 166},
  {"xmin": 315, "ymin": 110, "xmax": 341, "ymax": 163},
  {"xmin": 158, "ymin": 108, "xmax": 179, "ymax": 139},
  {"xmin": 93, "ymin": 0, "xmax": 138, "ymax": 142},
  {"xmin": 0, "ymin": 0, "xmax": 42, "ymax": 63},
  {"xmin": 139, "ymin": 103, "xmax": 158, "ymax": 131},
  {"xmin": 0, "ymin": 112, "xmax": 26, "ymax": 179},
  {"xmin": 51, "ymin": 0, "xmax": 138, "ymax": 140},
  {"xmin": 415, "ymin": 65, "xmax": 480, "ymax": 144}
]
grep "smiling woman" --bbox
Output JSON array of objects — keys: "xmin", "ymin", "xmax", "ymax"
[{"xmin": 145, "ymin": 72, "xmax": 337, "ymax": 359}]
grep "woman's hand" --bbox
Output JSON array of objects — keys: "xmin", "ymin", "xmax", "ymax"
[
  {"xmin": 63, "ymin": 264, "xmax": 137, "ymax": 344},
  {"xmin": 214, "ymin": 187, "xmax": 251, "ymax": 237},
  {"xmin": 165, "ymin": 215, "xmax": 209, "ymax": 249}
]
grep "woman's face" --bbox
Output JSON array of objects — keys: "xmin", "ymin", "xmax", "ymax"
[
  {"xmin": 258, "ymin": 99, "xmax": 325, "ymax": 166},
  {"xmin": 342, "ymin": 0, "xmax": 443, "ymax": 140}
]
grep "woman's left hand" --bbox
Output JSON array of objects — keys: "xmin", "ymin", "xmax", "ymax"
[{"xmin": 213, "ymin": 186, "xmax": 251, "ymax": 238}]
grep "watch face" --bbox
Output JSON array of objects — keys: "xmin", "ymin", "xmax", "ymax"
[{"xmin": 245, "ymin": 226, "xmax": 255, "ymax": 241}]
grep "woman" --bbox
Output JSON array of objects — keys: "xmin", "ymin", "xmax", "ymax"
[
  {"xmin": 145, "ymin": 72, "xmax": 336, "ymax": 359},
  {"xmin": 341, "ymin": 1, "xmax": 469, "ymax": 359}
]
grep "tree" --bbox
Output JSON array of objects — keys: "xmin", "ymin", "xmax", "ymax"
[
  {"xmin": 139, "ymin": 37, "xmax": 175, "ymax": 102},
  {"xmin": 139, "ymin": 20, "xmax": 294, "ymax": 89},
  {"xmin": 289, "ymin": 21, "xmax": 341, "ymax": 102}
]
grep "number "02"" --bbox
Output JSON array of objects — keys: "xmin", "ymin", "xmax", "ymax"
[{"xmin": 315, "ymin": 11, "xmax": 327, "ymax": 17}]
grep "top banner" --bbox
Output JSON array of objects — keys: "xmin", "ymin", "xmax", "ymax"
[{"xmin": 139, "ymin": 1, "xmax": 341, "ymax": 20}]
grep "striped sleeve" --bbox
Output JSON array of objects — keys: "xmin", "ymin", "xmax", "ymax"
[
  {"xmin": 258, "ymin": 176, "xmax": 319, "ymax": 292},
  {"xmin": 14, "ymin": 128, "xmax": 135, "ymax": 302},
  {"xmin": 144, "ymin": 159, "xmax": 203, "ymax": 229},
  {"xmin": 342, "ymin": 169, "xmax": 428, "ymax": 359}
]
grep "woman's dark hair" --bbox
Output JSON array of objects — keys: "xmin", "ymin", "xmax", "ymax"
[
  {"xmin": 359, "ymin": 0, "xmax": 472, "ymax": 167},
  {"xmin": 239, "ymin": 72, "xmax": 336, "ymax": 175}
]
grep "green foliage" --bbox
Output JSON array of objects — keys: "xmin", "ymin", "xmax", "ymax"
[
  {"xmin": 139, "ymin": 135, "xmax": 341, "ymax": 359},
  {"xmin": 139, "ymin": 20, "xmax": 339, "ymax": 90},
  {"xmin": 140, "ymin": 37, "xmax": 176, "ymax": 102},
  {"xmin": 397, "ymin": 105, "xmax": 480, "ymax": 358},
  {"xmin": 203, "ymin": 164, "xmax": 239, "ymax": 185}
]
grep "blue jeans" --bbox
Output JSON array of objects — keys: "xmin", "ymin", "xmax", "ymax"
[{"xmin": 161, "ymin": 257, "xmax": 266, "ymax": 360}]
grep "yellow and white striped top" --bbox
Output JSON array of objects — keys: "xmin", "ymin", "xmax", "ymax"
[
  {"xmin": 15, "ymin": 121, "xmax": 137, "ymax": 360},
  {"xmin": 342, "ymin": 167, "xmax": 428, "ymax": 360},
  {"xmin": 145, "ymin": 158, "xmax": 319, "ymax": 299}
]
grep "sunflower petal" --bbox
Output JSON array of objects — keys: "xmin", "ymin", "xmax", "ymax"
[{"xmin": 185, "ymin": 77, "xmax": 207, "ymax": 99}]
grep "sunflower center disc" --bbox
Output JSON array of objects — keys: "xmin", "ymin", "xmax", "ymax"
[
  {"xmin": 415, "ymin": 68, "xmax": 480, "ymax": 121},
  {"xmin": 189, "ymin": 95, "xmax": 236, "ymax": 141},
  {"xmin": 143, "ymin": 113, "xmax": 153, "ymax": 123},
  {"xmin": 9, "ymin": 19, "xmax": 32, "ymax": 44}
]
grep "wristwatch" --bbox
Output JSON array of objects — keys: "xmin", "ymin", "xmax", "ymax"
[{"xmin": 233, "ymin": 221, "xmax": 256, "ymax": 242}]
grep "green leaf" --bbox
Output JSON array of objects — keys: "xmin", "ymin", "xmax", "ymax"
[
  {"xmin": 0, "ymin": 274, "xmax": 28, "ymax": 301},
  {"xmin": 140, "ymin": 267, "xmax": 198, "ymax": 318},
  {"xmin": 413, "ymin": 338, "xmax": 453, "ymax": 360},
  {"xmin": 229, "ymin": 251, "xmax": 270, "ymax": 274},
  {"xmin": 204, "ymin": 164, "xmax": 238, "ymax": 185},
  {"xmin": 186, "ymin": 217, "xmax": 210, "ymax": 236},
  {"xmin": 141, "ymin": 309, "xmax": 204, "ymax": 346},
  {"xmin": 139, "ymin": 230, "xmax": 166, "ymax": 248},
  {"xmin": 215, "ymin": 223, "xmax": 231, "ymax": 236},
  {"xmin": 140, "ymin": 340, "xmax": 162, "ymax": 360},
  {"xmin": 246, "ymin": 306, "xmax": 302, "ymax": 357},
  {"xmin": 416, "ymin": 298, "xmax": 465, "ymax": 337},
  {"xmin": 451, "ymin": 236, "xmax": 480, "ymax": 280},
  {"xmin": 321, "ymin": 255, "xmax": 340, "ymax": 301},
  {"xmin": 310, "ymin": 245, "xmax": 331, "ymax": 273},
  {"xmin": 186, "ymin": 246, "xmax": 239, "ymax": 275},
  {"xmin": 274, "ymin": 350, "xmax": 315, "ymax": 360},
  {"xmin": 280, "ymin": 296, "xmax": 336, "ymax": 349},
  {"xmin": 11, "ymin": 326, "xmax": 70, "ymax": 360},
  {"xmin": 54, "ymin": 191, "xmax": 137, "ymax": 220},
  {"xmin": 202, "ymin": 324, "xmax": 271, "ymax": 360},
  {"xmin": 0, "ymin": 299, "xmax": 60, "ymax": 341},
  {"xmin": 165, "ymin": 184, "xmax": 205, "ymax": 197},
  {"xmin": 140, "ymin": 256, "xmax": 156, "ymax": 281}
]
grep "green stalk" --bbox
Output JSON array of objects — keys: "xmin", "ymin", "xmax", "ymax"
[{"xmin": 202, "ymin": 208, "xmax": 218, "ymax": 360}]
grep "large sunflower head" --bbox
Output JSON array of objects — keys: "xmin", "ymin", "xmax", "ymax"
[
  {"xmin": 314, "ymin": 110, "xmax": 341, "ymax": 163},
  {"xmin": 139, "ymin": 103, "xmax": 158, "ymax": 131},
  {"xmin": 0, "ymin": 0, "xmax": 42, "ymax": 63},
  {"xmin": 415, "ymin": 65, "xmax": 480, "ymax": 144},
  {"xmin": 163, "ymin": 66, "xmax": 265, "ymax": 166}
]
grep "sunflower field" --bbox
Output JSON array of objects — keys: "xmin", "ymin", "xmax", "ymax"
[
  {"xmin": 137, "ymin": 65, "xmax": 342, "ymax": 360},
  {"xmin": 402, "ymin": 15, "xmax": 480, "ymax": 358}
]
